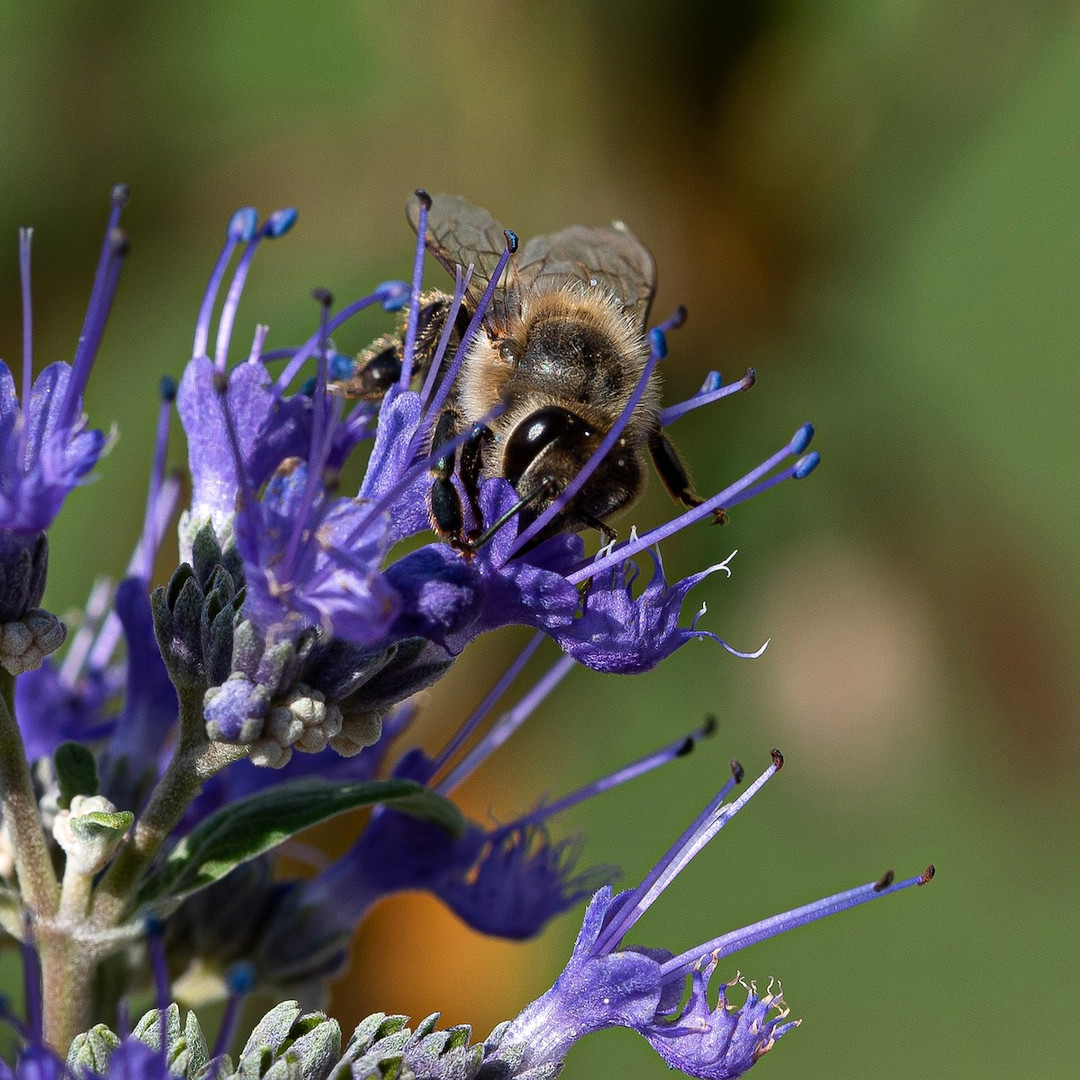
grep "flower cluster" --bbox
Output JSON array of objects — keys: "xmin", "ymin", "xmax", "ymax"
[{"xmin": 0, "ymin": 187, "xmax": 930, "ymax": 1080}]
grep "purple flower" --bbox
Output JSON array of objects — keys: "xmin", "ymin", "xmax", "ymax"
[
  {"xmin": 499, "ymin": 751, "xmax": 934, "ymax": 1079},
  {"xmin": 0, "ymin": 189, "xmax": 129, "ymax": 537}
]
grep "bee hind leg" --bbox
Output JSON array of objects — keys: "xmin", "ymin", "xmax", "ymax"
[
  {"xmin": 648, "ymin": 430, "xmax": 726, "ymax": 525},
  {"xmin": 458, "ymin": 423, "xmax": 494, "ymax": 543},
  {"xmin": 331, "ymin": 335, "xmax": 402, "ymax": 400},
  {"xmin": 429, "ymin": 407, "xmax": 467, "ymax": 545}
]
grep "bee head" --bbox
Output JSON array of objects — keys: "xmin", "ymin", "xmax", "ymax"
[{"xmin": 502, "ymin": 406, "xmax": 642, "ymax": 535}]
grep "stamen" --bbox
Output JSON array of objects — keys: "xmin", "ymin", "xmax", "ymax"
[
  {"xmin": 247, "ymin": 323, "xmax": 270, "ymax": 365},
  {"xmin": 18, "ymin": 228, "xmax": 33, "ymax": 460},
  {"xmin": 436, "ymin": 653, "xmax": 575, "ymax": 795},
  {"xmin": 193, "ymin": 207, "xmax": 257, "ymax": 360},
  {"xmin": 58, "ymin": 192, "xmax": 130, "ymax": 432},
  {"xmin": 594, "ymin": 752, "xmax": 781, "ymax": 955},
  {"xmin": 506, "ymin": 327, "xmax": 668, "ymax": 559},
  {"xmin": 418, "ymin": 264, "xmax": 472, "ymax": 413},
  {"xmin": 720, "ymin": 451, "xmax": 820, "ymax": 511},
  {"xmin": 144, "ymin": 917, "xmax": 171, "ymax": 1022},
  {"xmin": 213, "ymin": 208, "xmax": 297, "ymax": 373},
  {"xmin": 508, "ymin": 715, "xmax": 717, "ymax": 830},
  {"xmin": 280, "ymin": 293, "xmax": 338, "ymax": 583},
  {"xmin": 410, "ymin": 230, "xmax": 517, "ymax": 459},
  {"xmin": 654, "ymin": 304, "xmax": 687, "ymax": 336},
  {"xmin": 660, "ymin": 864, "xmax": 936, "ymax": 980},
  {"xmin": 129, "ymin": 378, "xmax": 177, "ymax": 581},
  {"xmin": 398, "ymin": 189, "xmax": 431, "ymax": 389},
  {"xmin": 567, "ymin": 424, "xmax": 815, "ymax": 586},
  {"xmin": 432, "ymin": 631, "xmax": 545, "ymax": 776},
  {"xmin": 658, "ymin": 367, "xmax": 756, "ymax": 428},
  {"xmin": 212, "ymin": 963, "xmax": 255, "ymax": 1058},
  {"xmin": 273, "ymin": 282, "xmax": 412, "ymax": 393}
]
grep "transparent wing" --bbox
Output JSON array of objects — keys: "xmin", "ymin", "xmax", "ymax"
[
  {"xmin": 406, "ymin": 193, "xmax": 516, "ymax": 314},
  {"xmin": 515, "ymin": 222, "xmax": 656, "ymax": 328}
]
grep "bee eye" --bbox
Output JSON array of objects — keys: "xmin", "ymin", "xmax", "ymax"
[
  {"xmin": 504, "ymin": 406, "xmax": 589, "ymax": 487},
  {"xmin": 499, "ymin": 340, "xmax": 516, "ymax": 363}
]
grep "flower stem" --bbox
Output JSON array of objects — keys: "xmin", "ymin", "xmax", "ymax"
[
  {"xmin": 0, "ymin": 668, "xmax": 60, "ymax": 917},
  {"xmin": 91, "ymin": 687, "xmax": 246, "ymax": 925},
  {"xmin": 40, "ymin": 928, "xmax": 91, "ymax": 1053}
]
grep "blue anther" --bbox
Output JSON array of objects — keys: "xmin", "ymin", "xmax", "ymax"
[
  {"xmin": 142, "ymin": 915, "xmax": 166, "ymax": 938},
  {"xmin": 503, "ymin": 229, "xmax": 518, "ymax": 254},
  {"xmin": 790, "ymin": 422, "xmax": 814, "ymax": 454},
  {"xmin": 649, "ymin": 327, "xmax": 668, "ymax": 359},
  {"xmin": 265, "ymin": 207, "xmax": 298, "ymax": 237},
  {"xmin": 159, "ymin": 375, "xmax": 178, "ymax": 402},
  {"xmin": 376, "ymin": 279, "xmax": 411, "ymax": 311},
  {"xmin": 228, "ymin": 207, "xmax": 258, "ymax": 243},
  {"xmin": 794, "ymin": 450, "xmax": 820, "ymax": 478},
  {"xmin": 225, "ymin": 961, "xmax": 256, "ymax": 995},
  {"xmin": 329, "ymin": 352, "xmax": 355, "ymax": 381},
  {"xmin": 701, "ymin": 371, "xmax": 723, "ymax": 393}
]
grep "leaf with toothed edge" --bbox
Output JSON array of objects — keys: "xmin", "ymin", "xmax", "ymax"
[{"xmin": 134, "ymin": 777, "xmax": 464, "ymax": 910}]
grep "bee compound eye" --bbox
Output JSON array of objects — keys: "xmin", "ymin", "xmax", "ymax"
[
  {"xmin": 503, "ymin": 406, "xmax": 589, "ymax": 487},
  {"xmin": 498, "ymin": 340, "xmax": 517, "ymax": 362}
]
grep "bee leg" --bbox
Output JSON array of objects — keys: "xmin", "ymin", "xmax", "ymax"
[
  {"xmin": 332, "ymin": 335, "xmax": 402, "ymax": 400},
  {"xmin": 575, "ymin": 511, "xmax": 619, "ymax": 545},
  {"xmin": 459, "ymin": 476, "xmax": 557, "ymax": 552},
  {"xmin": 333, "ymin": 291, "xmax": 469, "ymax": 401},
  {"xmin": 429, "ymin": 407, "xmax": 466, "ymax": 544},
  {"xmin": 648, "ymin": 430, "xmax": 727, "ymax": 525},
  {"xmin": 458, "ymin": 423, "xmax": 493, "ymax": 542}
]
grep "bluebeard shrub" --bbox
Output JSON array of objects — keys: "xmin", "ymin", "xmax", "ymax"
[{"xmin": 0, "ymin": 187, "xmax": 930, "ymax": 1079}]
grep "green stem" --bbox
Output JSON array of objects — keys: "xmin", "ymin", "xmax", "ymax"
[
  {"xmin": 92, "ymin": 687, "xmax": 246, "ymax": 926},
  {"xmin": 0, "ymin": 668, "xmax": 59, "ymax": 917},
  {"xmin": 39, "ymin": 925, "xmax": 91, "ymax": 1053}
]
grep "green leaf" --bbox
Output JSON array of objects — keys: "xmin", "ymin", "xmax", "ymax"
[
  {"xmin": 55, "ymin": 742, "xmax": 99, "ymax": 809},
  {"xmin": 71, "ymin": 810, "xmax": 135, "ymax": 842},
  {"xmin": 136, "ymin": 777, "xmax": 463, "ymax": 909}
]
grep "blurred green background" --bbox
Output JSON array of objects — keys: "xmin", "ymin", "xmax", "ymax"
[{"xmin": 2, "ymin": 2, "xmax": 1078, "ymax": 1077}]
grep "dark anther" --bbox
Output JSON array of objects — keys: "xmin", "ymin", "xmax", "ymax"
[
  {"xmin": 874, "ymin": 870, "xmax": 895, "ymax": 892},
  {"xmin": 670, "ymin": 304, "xmax": 687, "ymax": 329},
  {"xmin": 503, "ymin": 229, "xmax": 518, "ymax": 254},
  {"xmin": 730, "ymin": 759, "xmax": 744, "ymax": 784},
  {"xmin": 919, "ymin": 865, "xmax": 936, "ymax": 885},
  {"xmin": 159, "ymin": 376, "xmax": 178, "ymax": 402},
  {"xmin": 212, "ymin": 371, "xmax": 230, "ymax": 395},
  {"xmin": 109, "ymin": 228, "xmax": 130, "ymax": 256},
  {"xmin": 676, "ymin": 736, "xmax": 695, "ymax": 758},
  {"xmin": 312, "ymin": 287, "xmax": 333, "ymax": 308},
  {"xmin": 770, "ymin": 748, "xmax": 784, "ymax": 770},
  {"xmin": 111, "ymin": 184, "xmax": 131, "ymax": 208},
  {"xmin": 415, "ymin": 188, "xmax": 433, "ymax": 210},
  {"xmin": 702, "ymin": 714, "xmax": 717, "ymax": 736}
]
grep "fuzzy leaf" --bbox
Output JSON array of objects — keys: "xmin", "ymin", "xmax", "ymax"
[{"xmin": 137, "ymin": 777, "xmax": 463, "ymax": 908}]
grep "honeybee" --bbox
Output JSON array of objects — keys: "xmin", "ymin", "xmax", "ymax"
[{"xmin": 341, "ymin": 192, "xmax": 711, "ymax": 547}]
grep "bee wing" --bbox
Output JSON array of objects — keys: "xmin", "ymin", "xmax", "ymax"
[
  {"xmin": 515, "ymin": 222, "xmax": 657, "ymax": 328},
  {"xmin": 406, "ymin": 193, "xmax": 516, "ymax": 317}
]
